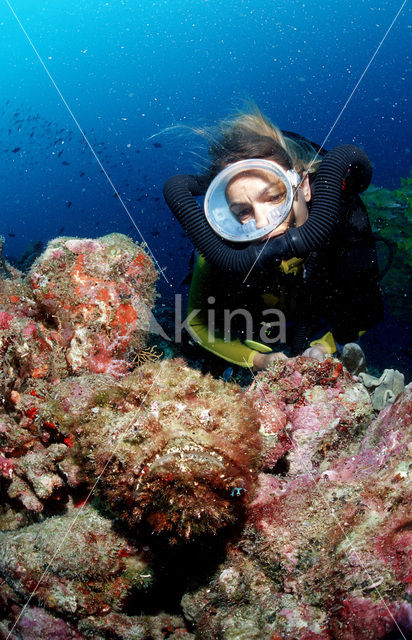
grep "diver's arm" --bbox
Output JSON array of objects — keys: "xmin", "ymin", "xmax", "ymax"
[{"xmin": 187, "ymin": 256, "xmax": 260, "ymax": 368}]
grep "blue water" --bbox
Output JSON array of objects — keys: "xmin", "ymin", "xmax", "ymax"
[{"xmin": 0, "ymin": 1, "xmax": 410, "ymax": 362}]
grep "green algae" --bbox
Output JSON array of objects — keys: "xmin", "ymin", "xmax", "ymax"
[{"xmin": 362, "ymin": 173, "xmax": 412, "ymax": 319}]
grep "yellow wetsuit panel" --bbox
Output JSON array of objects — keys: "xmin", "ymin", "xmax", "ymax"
[
  {"xmin": 309, "ymin": 331, "xmax": 337, "ymax": 354},
  {"xmin": 187, "ymin": 256, "xmax": 257, "ymax": 367},
  {"xmin": 187, "ymin": 255, "xmax": 341, "ymax": 366},
  {"xmin": 310, "ymin": 330, "xmax": 366, "ymax": 355}
]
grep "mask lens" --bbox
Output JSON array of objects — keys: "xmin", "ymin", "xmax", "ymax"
[
  {"xmin": 204, "ymin": 159, "xmax": 297, "ymax": 242},
  {"xmin": 242, "ymin": 220, "xmax": 257, "ymax": 235}
]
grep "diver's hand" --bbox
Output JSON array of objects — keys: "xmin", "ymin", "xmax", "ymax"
[
  {"xmin": 252, "ymin": 351, "xmax": 288, "ymax": 371},
  {"xmin": 302, "ymin": 344, "xmax": 328, "ymax": 360}
]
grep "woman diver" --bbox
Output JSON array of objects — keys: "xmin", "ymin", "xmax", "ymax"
[{"xmin": 163, "ymin": 107, "xmax": 384, "ymax": 371}]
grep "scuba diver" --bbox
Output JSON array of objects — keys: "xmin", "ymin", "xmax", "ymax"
[{"xmin": 163, "ymin": 107, "xmax": 384, "ymax": 372}]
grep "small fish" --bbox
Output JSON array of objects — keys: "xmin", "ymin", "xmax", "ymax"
[
  {"xmin": 11, "ymin": 147, "xmax": 20, "ymax": 153},
  {"xmin": 67, "ymin": 201, "xmax": 72, "ymax": 208},
  {"xmin": 151, "ymin": 229, "xmax": 160, "ymax": 237},
  {"xmin": 7, "ymin": 233, "xmax": 15, "ymax": 237},
  {"xmin": 58, "ymin": 226, "xmax": 64, "ymax": 234},
  {"xmin": 57, "ymin": 150, "xmax": 63, "ymax": 157},
  {"xmin": 80, "ymin": 171, "xmax": 85, "ymax": 177},
  {"xmin": 222, "ymin": 367, "xmax": 234, "ymax": 382},
  {"xmin": 61, "ymin": 160, "xmax": 69, "ymax": 165},
  {"xmin": 153, "ymin": 142, "xmax": 162, "ymax": 148}
]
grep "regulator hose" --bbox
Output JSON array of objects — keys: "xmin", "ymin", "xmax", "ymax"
[{"xmin": 163, "ymin": 145, "xmax": 372, "ymax": 275}]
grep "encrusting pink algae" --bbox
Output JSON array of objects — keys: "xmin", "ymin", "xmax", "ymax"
[
  {"xmin": 0, "ymin": 235, "xmax": 411, "ymax": 639},
  {"xmin": 183, "ymin": 382, "xmax": 411, "ymax": 639}
]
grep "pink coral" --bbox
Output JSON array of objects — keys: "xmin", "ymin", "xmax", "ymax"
[
  {"xmin": 29, "ymin": 234, "xmax": 157, "ymax": 378},
  {"xmin": 248, "ymin": 357, "xmax": 373, "ymax": 472},
  {"xmin": 182, "ymin": 368, "xmax": 412, "ymax": 639}
]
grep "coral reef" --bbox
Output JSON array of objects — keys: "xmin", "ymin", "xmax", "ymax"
[
  {"xmin": 0, "ymin": 506, "xmax": 152, "ymax": 620},
  {"xmin": 0, "ymin": 606, "xmax": 84, "ymax": 640},
  {"xmin": 247, "ymin": 356, "xmax": 373, "ymax": 473},
  {"xmin": 0, "ymin": 235, "xmax": 262, "ymax": 635},
  {"xmin": 1, "ymin": 236, "xmax": 411, "ymax": 639},
  {"xmin": 28, "ymin": 233, "xmax": 157, "ymax": 378},
  {"xmin": 40, "ymin": 359, "xmax": 262, "ymax": 542},
  {"xmin": 0, "ymin": 233, "xmax": 156, "ymax": 397},
  {"xmin": 1, "ymin": 360, "xmax": 261, "ymax": 543},
  {"xmin": 182, "ymin": 363, "xmax": 412, "ymax": 640},
  {"xmin": 0, "ymin": 233, "xmax": 158, "ymax": 524}
]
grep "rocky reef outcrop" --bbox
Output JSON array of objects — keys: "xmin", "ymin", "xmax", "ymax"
[
  {"xmin": 38, "ymin": 359, "xmax": 262, "ymax": 542},
  {"xmin": 0, "ymin": 233, "xmax": 157, "ymax": 390},
  {"xmin": 0, "ymin": 235, "xmax": 411, "ymax": 639},
  {"xmin": 182, "ymin": 363, "xmax": 412, "ymax": 639}
]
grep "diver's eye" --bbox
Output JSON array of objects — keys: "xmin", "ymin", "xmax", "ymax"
[
  {"xmin": 230, "ymin": 206, "xmax": 252, "ymax": 221},
  {"xmin": 237, "ymin": 211, "xmax": 253, "ymax": 223},
  {"xmin": 268, "ymin": 193, "xmax": 285, "ymax": 203}
]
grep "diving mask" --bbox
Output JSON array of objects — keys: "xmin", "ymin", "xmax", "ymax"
[{"xmin": 204, "ymin": 159, "xmax": 300, "ymax": 242}]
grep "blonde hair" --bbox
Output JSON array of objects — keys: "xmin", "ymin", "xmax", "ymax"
[{"xmin": 192, "ymin": 104, "xmax": 322, "ymax": 178}]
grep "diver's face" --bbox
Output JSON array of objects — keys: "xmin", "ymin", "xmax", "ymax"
[{"xmin": 226, "ymin": 171, "xmax": 311, "ymax": 241}]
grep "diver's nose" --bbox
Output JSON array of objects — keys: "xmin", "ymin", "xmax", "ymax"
[{"xmin": 254, "ymin": 204, "xmax": 269, "ymax": 229}]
